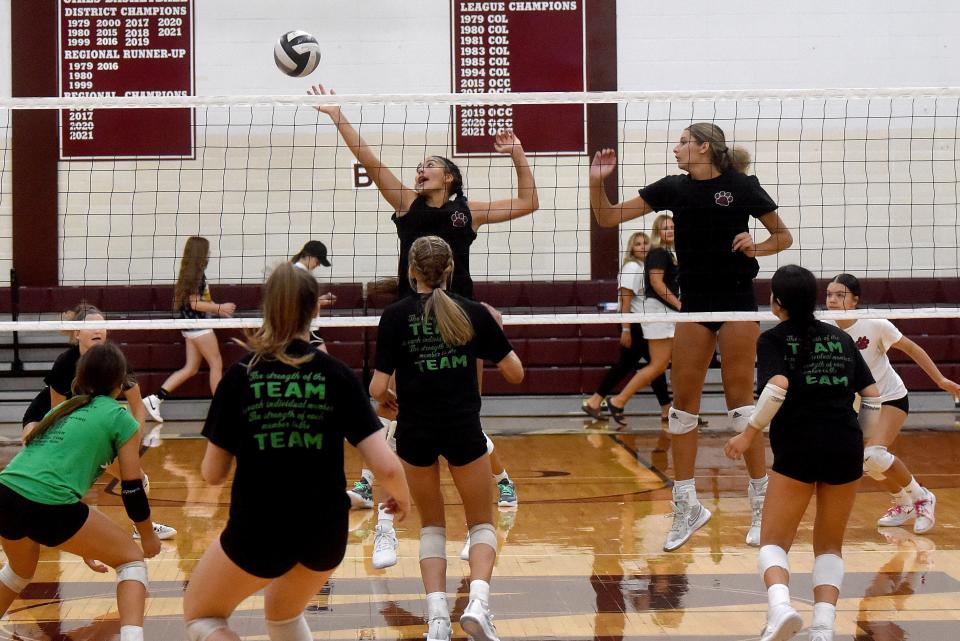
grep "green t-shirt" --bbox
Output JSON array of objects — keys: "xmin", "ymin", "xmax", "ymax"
[{"xmin": 0, "ymin": 395, "xmax": 139, "ymax": 505}]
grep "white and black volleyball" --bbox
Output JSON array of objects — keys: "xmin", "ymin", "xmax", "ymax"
[{"xmin": 273, "ymin": 31, "xmax": 321, "ymax": 77}]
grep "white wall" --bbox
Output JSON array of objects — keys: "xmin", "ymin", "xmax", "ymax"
[{"xmin": 1, "ymin": 1, "xmax": 959, "ymax": 285}]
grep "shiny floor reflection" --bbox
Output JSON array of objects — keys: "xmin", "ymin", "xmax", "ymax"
[{"xmin": 0, "ymin": 425, "xmax": 958, "ymax": 640}]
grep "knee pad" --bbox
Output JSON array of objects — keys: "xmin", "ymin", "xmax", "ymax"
[
  {"xmin": 467, "ymin": 523, "xmax": 497, "ymax": 553},
  {"xmin": 484, "ymin": 433, "xmax": 494, "ymax": 456},
  {"xmin": 667, "ymin": 407, "xmax": 699, "ymax": 435},
  {"xmin": 266, "ymin": 613, "xmax": 312, "ymax": 641},
  {"xmin": 812, "ymin": 553, "xmax": 844, "ymax": 590},
  {"xmin": 116, "ymin": 560, "xmax": 148, "ymax": 590},
  {"xmin": 186, "ymin": 617, "xmax": 229, "ymax": 641},
  {"xmin": 0, "ymin": 563, "xmax": 31, "ymax": 594},
  {"xmin": 758, "ymin": 544, "xmax": 790, "ymax": 575},
  {"xmin": 419, "ymin": 526, "xmax": 447, "ymax": 561},
  {"xmin": 863, "ymin": 445, "xmax": 895, "ymax": 480}
]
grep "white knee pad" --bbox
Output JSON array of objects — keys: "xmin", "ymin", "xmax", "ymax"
[
  {"xmin": 0, "ymin": 563, "xmax": 31, "ymax": 594},
  {"xmin": 186, "ymin": 617, "xmax": 229, "ymax": 641},
  {"xmin": 484, "ymin": 433, "xmax": 494, "ymax": 456},
  {"xmin": 812, "ymin": 553, "xmax": 844, "ymax": 590},
  {"xmin": 667, "ymin": 407, "xmax": 699, "ymax": 435},
  {"xmin": 467, "ymin": 523, "xmax": 497, "ymax": 553},
  {"xmin": 419, "ymin": 526, "xmax": 447, "ymax": 561},
  {"xmin": 728, "ymin": 405, "xmax": 755, "ymax": 433},
  {"xmin": 863, "ymin": 445, "xmax": 895, "ymax": 480},
  {"xmin": 116, "ymin": 560, "xmax": 149, "ymax": 590},
  {"xmin": 266, "ymin": 613, "xmax": 312, "ymax": 641},
  {"xmin": 758, "ymin": 544, "xmax": 790, "ymax": 575}
]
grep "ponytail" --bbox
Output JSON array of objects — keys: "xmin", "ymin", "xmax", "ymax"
[
  {"xmin": 424, "ymin": 288, "xmax": 475, "ymax": 347},
  {"xmin": 770, "ymin": 265, "xmax": 819, "ymax": 379},
  {"xmin": 241, "ymin": 262, "xmax": 319, "ymax": 369},
  {"xmin": 409, "ymin": 236, "xmax": 476, "ymax": 347}
]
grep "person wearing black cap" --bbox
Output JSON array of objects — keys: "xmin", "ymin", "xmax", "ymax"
[{"xmin": 292, "ymin": 240, "xmax": 337, "ymax": 332}]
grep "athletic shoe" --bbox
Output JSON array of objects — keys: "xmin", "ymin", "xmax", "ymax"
[
  {"xmin": 877, "ymin": 501, "xmax": 915, "ymax": 527},
  {"xmin": 371, "ymin": 525, "xmax": 398, "ymax": 569},
  {"xmin": 142, "ymin": 425, "xmax": 163, "ymax": 448},
  {"xmin": 460, "ymin": 599, "xmax": 500, "ymax": 641},
  {"xmin": 760, "ymin": 603, "xmax": 802, "ymax": 641},
  {"xmin": 496, "ymin": 479, "xmax": 518, "ymax": 507},
  {"xmin": 347, "ymin": 478, "xmax": 374, "ymax": 509},
  {"xmin": 426, "ymin": 616, "xmax": 452, "ymax": 641},
  {"xmin": 581, "ymin": 399, "xmax": 606, "ymax": 420},
  {"xmin": 746, "ymin": 494, "xmax": 764, "ymax": 547},
  {"xmin": 133, "ymin": 522, "xmax": 177, "ymax": 540},
  {"xmin": 808, "ymin": 626, "xmax": 833, "ymax": 641},
  {"xmin": 142, "ymin": 395, "xmax": 163, "ymax": 422},
  {"xmin": 913, "ymin": 490, "xmax": 937, "ymax": 534},
  {"xmin": 663, "ymin": 499, "xmax": 711, "ymax": 552},
  {"xmin": 460, "ymin": 536, "xmax": 471, "ymax": 561}
]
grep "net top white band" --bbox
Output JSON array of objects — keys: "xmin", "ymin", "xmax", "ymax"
[
  {"xmin": 3, "ymin": 87, "xmax": 960, "ymax": 110},
  {"xmin": 5, "ymin": 308, "xmax": 958, "ymax": 332}
]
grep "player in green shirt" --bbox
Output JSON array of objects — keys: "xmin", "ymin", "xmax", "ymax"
[{"xmin": 0, "ymin": 343, "xmax": 161, "ymax": 641}]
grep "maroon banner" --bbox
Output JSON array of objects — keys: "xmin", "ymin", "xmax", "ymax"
[
  {"xmin": 451, "ymin": 1, "xmax": 585, "ymax": 155},
  {"xmin": 59, "ymin": 0, "xmax": 194, "ymax": 158}
]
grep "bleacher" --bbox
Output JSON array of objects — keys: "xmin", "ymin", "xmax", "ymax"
[{"xmin": 0, "ymin": 278, "xmax": 957, "ymax": 400}]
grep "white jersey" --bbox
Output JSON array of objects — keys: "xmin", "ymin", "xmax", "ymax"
[
  {"xmin": 617, "ymin": 261, "xmax": 646, "ymax": 314},
  {"xmin": 832, "ymin": 318, "xmax": 907, "ymax": 402}
]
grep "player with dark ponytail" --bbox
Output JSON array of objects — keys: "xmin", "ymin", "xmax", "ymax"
[
  {"xmin": 724, "ymin": 265, "xmax": 879, "ymax": 641},
  {"xmin": 0, "ymin": 343, "xmax": 160, "ymax": 641}
]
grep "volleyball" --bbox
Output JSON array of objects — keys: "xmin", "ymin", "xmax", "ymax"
[{"xmin": 273, "ymin": 31, "xmax": 321, "ymax": 77}]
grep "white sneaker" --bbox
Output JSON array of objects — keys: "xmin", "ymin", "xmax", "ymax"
[
  {"xmin": 878, "ymin": 501, "xmax": 915, "ymax": 527},
  {"xmin": 663, "ymin": 499, "xmax": 711, "ymax": 552},
  {"xmin": 142, "ymin": 425, "xmax": 163, "ymax": 448},
  {"xmin": 746, "ymin": 493, "xmax": 765, "ymax": 547},
  {"xmin": 426, "ymin": 616, "xmax": 451, "ymax": 641},
  {"xmin": 372, "ymin": 525, "xmax": 398, "ymax": 569},
  {"xmin": 808, "ymin": 626, "xmax": 833, "ymax": 641},
  {"xmin": 460, "ymin": 536, "xmax": 471, "ymax": 561},
  {"xmin": 133, "ymin": 522, "xmax": 177, "ymax": 540},
  {"xmin": 913, "ymin": 490, "xmax": 936, "ymax": 534},
  {"xmin": 460, "ymin": 599, "xmax": 500, "ymax": 641},
  {"xmin": 760, "ymin": 603, "xmax": 802, "ymax": 641},
  {"xmin": 142, "ymin": 395, "xmax": 163, "ymax": 422}
]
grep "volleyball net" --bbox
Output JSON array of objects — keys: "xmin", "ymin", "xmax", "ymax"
[{"xmin": 1, "ymin": 88, "xmax": 959, "ymax": 332}]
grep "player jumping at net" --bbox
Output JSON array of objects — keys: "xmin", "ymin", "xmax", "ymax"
[
  {"xmin": 21, "ymin": 302, "xmax": 176, "ymax": 540},
  {"xmin": 591, "ymin": 123, "xmax": 793, "ymax": 551},
  {"xmin": 1, "ymin": 343, "xmax": 161, "ymax": 641},
  {"xmin": 310, "ymin": 83, "xmax": 535, "ymax": 556},
  {"xmin": 725, "ymin": 265, "xmax": 880, "ymax": 641},
  {"xmin": 370, "ymin": 236, "xmax": 525, "ymax": 641},
  {"xmin": 184, "ymin": 263, "xmax": 410, "ymax": 641},
  {"xmin": 826, "ymin": 273, "xmax": 960, "ymax": 534},
  {"xmin": 142, "ymin": 236, "xmax": 236, "ymax": 424}
]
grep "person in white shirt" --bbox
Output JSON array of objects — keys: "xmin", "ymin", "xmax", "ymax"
[{"xmin": 826, "ymin": 273, "xmax": 960, "ymax": 534}]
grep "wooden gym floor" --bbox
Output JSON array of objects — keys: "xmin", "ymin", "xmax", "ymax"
[{"xmin": 0, "ymin": 416, "xmax": 958, "ymax": 640}]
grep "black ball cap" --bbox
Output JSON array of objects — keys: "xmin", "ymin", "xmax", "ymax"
[{"xmin": 300, "ymin": 240, "xmax": 331, "ymax": 266}]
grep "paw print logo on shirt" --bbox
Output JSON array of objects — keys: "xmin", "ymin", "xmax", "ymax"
[
  {"xmin": 714, "ymin": 191, "xmax": 734, "ymax": 206},
  {"xmin": 450, "ymin": 211, "xmax": 468, "ymax": 228},
  {"xmin": 856, "ymin": 336, "xmax": 870, "ymax": 350}
]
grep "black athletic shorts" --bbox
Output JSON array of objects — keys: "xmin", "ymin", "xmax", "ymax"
[
  {"xmin": 220, "ymin": 506, "xmax": 349, "ymax": 579},
  {"xmin": 396, "ymin": 422, "xmax": 487, "ymax": 468},
  {"xmin": 770, "ymin": 424, "xmax": 864, "ymax": 485},
  {"xmin": 882, "ymin": 394, "xmax": 909, "ymax": 414},
  {"xmin": 0, "ymin": 483, "xmax": 90, "ymax": 547},
  {"xmin": 681, "ymin": 283, "xmax": 758, "ymax": 332}
]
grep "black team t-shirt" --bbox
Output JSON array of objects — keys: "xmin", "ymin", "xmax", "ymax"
[
  {"xmin": 639, "ymin": 170, "xmax": 777, "ymax": 297},
  {"xmin": 202, "ymin": 340, "xmax": 381, "ymax": 525},
  {"xmin": 393, "ymin": 197, "xmax": 478, "ymax": 299},
  {"xmin": 375, "ymin": 293, "xmax": 513, "ymax": 430},
  {"xmin": 643, "ymin": 247, "xmax": 680, "ymax": 310},
  {"xmin": 757, "ymin": 319, "xmax": 874, "ymax": 441}
]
